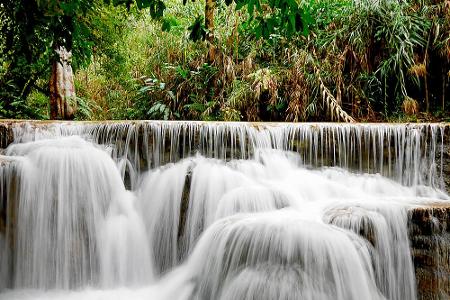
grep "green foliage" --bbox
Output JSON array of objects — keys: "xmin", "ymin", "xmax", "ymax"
[
  {"xmin": 188, "ymin": 16, "xmax": 207, "ymax": 42},
  {"xmin": 105, "ymin": 0, "xmax": 165, "ymax": 14},
  {"xmin": 76, "ymin": 0, "xmax": 449, "ymax": 121},
  {"xmin": 236, "ymin": 0, "xmax": 313, "ymax": 39},
  {"xmin": 161, "ymin": 16, "xmax": 182, "ymax": 32},
  {"xmin": 0, "ymin": 0, "xmax": 165, "ymax": 119},
  {"xmin": 0, "ymin": 0, "xmax": 99, "ymax": 118},
  {"xmin": 1, "ymin": 0, "xmax": 449, "ymax": 121}
]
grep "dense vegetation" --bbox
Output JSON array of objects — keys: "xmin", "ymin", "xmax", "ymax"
[{"xmin": 1, "ymin": 0, "xmax": 449, "ymax": 121}]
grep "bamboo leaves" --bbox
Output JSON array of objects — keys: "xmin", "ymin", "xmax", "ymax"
[{"xmin": 227, "ymin": 0, "xmax": 312, "ymax": 40}]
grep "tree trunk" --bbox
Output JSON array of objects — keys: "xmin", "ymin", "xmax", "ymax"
[
  {"xmin": 205, "ymin": 0, "xmax": 215, "ymax": 62},
  {"xmin": 49, "ymin": 46, "xmax": 77, "ymax": 120}
]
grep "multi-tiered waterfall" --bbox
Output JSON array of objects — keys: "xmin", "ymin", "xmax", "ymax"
[{"xmin": 0, "ymin": 121, "xmax": 449, "ymax": 300}]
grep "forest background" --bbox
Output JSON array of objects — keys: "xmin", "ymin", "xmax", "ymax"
[{"xmin": 0, "ymin": 0, "xmax": 449, "ymax": 122}]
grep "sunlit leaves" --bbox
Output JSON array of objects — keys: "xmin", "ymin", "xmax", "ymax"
[
  {"xmin": 36, "ymin": 0, "xmax": 93, "ymax": 16},
  {"xmin": 182, "ymin": 0, "xmax": 311, "ymax": 42},
  {"xmin": 161, "ymin": 16, "xmax": 182, "ymax": 32},
  {"xmin": 227, "ymin": 0, "xmax": 312, "ymax": 40},
  {"xmin": 105, "ymin": 0, "xmax": 166, "ymax": 18}
]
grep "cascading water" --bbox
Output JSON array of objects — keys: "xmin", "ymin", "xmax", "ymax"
[
  {"xmin": 0, "ymin": 121, "xmax": 449, "ymax": 300},
  {"xmin": 1, "ymin": 136, "xmax": 153, "ymax": 289}
]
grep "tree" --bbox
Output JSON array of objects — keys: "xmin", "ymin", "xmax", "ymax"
[
  {"xmin": 0, "ymin": 0, "xmax": 94, "ymax": 119},
  {"xmin": 37, "ymin": 0, "xmax": 94, "ymax": 119},
  {"xmin": 0, "ymin": 0, "xmax": 164, "ymax": 120}
]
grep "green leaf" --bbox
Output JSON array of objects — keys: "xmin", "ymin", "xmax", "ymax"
[
  {"xmin": 136, "ymin": 0, "xmax": 152, "ymax": 9},
  {"xmin": 235, "ymin": 0, "xmax": 246, "ymax": 10},
  {"xmin": 149, "ymin": 0, "xmax": 166, "ymax": 19},
  {"xmin": 162, "ymin": 19, "xmax": 172, "ymax": 32},
  {"xmin": 175, "ymin": 66, "xmax": 189, "ymax": 79},
  {"xmin": 188, "ymin": 16, "xmax": 206, "ymax": 41},
  {"xmin": 288, "ymin": 13, "xmax": 296, "ymax": 35},
  {"xmin": 248, "ymin": 0, "xmax": 255, "ymax": 18},
  {"xmin": 255, "ymin": 24, "xmax": 262, "ymax": 39},
  {"xmin": 286, "ymin": 0, "xmax": 298, "ymax": 10}
]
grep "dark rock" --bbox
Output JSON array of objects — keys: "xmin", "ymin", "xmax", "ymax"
[
  {"xmin": 0, "ymin": 122, "xmax": 13, "ymax": 150},
  {"xmin": 408, "ymin": 205, "xmax": 450, "ymax": 300}
]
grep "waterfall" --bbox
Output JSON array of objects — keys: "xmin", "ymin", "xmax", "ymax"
[
  {"xmin": 1, "ymin": 136, "xmax": 153, "ymax": 289},
  {"xmin": 0, "ymin": 121, "xmax": 449, "ymax": 300},
  {"xmin": 9, "ymin": 121, "xmax": 447, "ymax": 189}
]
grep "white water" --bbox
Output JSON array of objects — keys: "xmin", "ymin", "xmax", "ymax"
[
  {"xmin": 0, "ymin": 121, "xmax": 449, "ymax": 300},
  {"xmin": 2, "ymin": 137, "xmax": 153, "ymax": 289}
]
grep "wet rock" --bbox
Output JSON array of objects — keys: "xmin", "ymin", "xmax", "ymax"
[
  {"xmin": 0, "ymin": 158, "xmax": 20, "ymax": 245},
  {"xmin": 439, "ymin": 127, "xmax": 450, "ymax": 193},
  {"xmin": 0, "ymin": 157, "xmax": 19, "ymax": 289},
  {"xmin": 408, "ymin": 205, "xmax": 450, "ymax": 300},
  {"xmin": 177, "ymin": 168, "xmax": 192, "ymax": 253},
  {"xmin": 0, "ymin": 122, "xmax": 14, "ymax": 150},
  {"xmin": 323, "ymin": 206, "xmax": 377, "ymax": 247}
]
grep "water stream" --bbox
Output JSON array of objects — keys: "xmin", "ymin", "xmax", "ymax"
[{"xmin": 0, "ymin": 121, "xmax": 449, "ymax": 300}]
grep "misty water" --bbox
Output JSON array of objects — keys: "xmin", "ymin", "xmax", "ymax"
[{"xmin": 0, "ymin": 122, "xmax": 449, "ymax": 300}]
